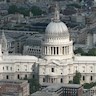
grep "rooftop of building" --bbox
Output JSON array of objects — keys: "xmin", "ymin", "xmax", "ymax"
[
  {"xmin": 41, "ymin": 83, "xmax": 82, "ymax": 89},
  {"xmin": 74, "ymin": 56, "xmax": 96, "ymax": 62},
  {"xmin": 25, "ymin": 34, "xmax": 43, "ymax": 46},
  {"xmin": 31, "ymin": 91, "xmax": 58, "ymax": 96},
  {"xmin": 31, "ymin": 83, "xmax": 82, "ymax": 96},
  {"xmin": 2, "ymin": 55, "xmax": 38, "ymax": 62},
  {"xmin": 42, "ymin": 85, "xmax": 62, "ymax": 92},
  {"xmin": 0, "ymin": 79, "xmax": 28, "ymax": 85}
]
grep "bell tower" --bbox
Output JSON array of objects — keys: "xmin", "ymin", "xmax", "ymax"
[{"xmin": 1, "ymin": 30, "xmax": 8, "ymax": 55}]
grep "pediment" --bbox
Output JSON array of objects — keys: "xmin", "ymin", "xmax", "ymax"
[{"xmin": 47, "ymin": 60, "xmax": 60, "ymax": 66}]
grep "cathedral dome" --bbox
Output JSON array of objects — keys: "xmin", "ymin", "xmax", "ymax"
[
  {"xmin": 45, "ymin": 21, "xmax": 69, "ymax": 37},
  {"xmin": 42, "ymin": 3, "xmax": 73, "ymax": 60},
  {"xmin": 45, "ymin": 4, "xmax": 69, "ymax": 38}
]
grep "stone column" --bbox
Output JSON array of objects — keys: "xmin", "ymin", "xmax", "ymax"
[
  {"xmin": 47, "ymin": 47, "xmax": 49, "ymax": 55},
  {"xmin": 55, "ymin": 47, "xmax": 56, "ymax": 55},
  {"xmin": 66, "ymin": 46, "xmax": 68, "ymax": 55},
  {"xmin": 67, "ymin": 46, "xmax": 68, "ymax": 55},
  {"xmin": 51, "ymin": 47, "xmax": 52, "ymax": 55},
  {"xmin": 44, "ymin": 47, "xmax": 46, "ymax": 55},
  {"xmin": 52, "ymin": 47, "xmax": 54, "ymax": 55},
  {"xmin": 46, "ymin": 47, "xmax": 47, "ymax": 55},
  {"xmin": 57, "ymin": 47, "xmax": 59, "ymax": 55},
  {"xmin": 69, "ymin": 45, "xmax": 70, "ymax": 54},
  {"xmin": 64, "ymin": 47, "xmax": 65, "ymax": 55},
  {"xmin": 49, "ymin": 46, "xmax": 51, "ymax": 55},
  {"xmin": 59, "ymin": 47, "xmax": 61, "ymax": 55},
  {"xmin": 61, "ymin": 47, "xmax": 62, "ymax": 55}
]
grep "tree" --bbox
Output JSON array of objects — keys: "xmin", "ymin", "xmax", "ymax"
[
  {"xmin": 8, "ymin": 5, "xmax": 30, "ymax": 16},
  {"xmin": 24, "ymin": 78, "xmax": 41, "ymax": 94},
  {"xmin": 67, "ymin": 3, "xmax": 81, "ymax": 8},
  {"xmin": 6, "ymin": 0, "xmax": 10, "ymax": 2},
  {"xmin": 87, "ymin": 48, "xmax": 96, "ymax": 56},
  {"xmin": 30, "ymin": 6, "xmax": 44, "ymax": 16},
  {"xmin": 83, "ymin": 82, "xmax": 96, "ymax": 89},
  {"xmin": 74, "ymin": 48, "xmax": 85, "ymax": 55},
  {"xmin": 8, "ymin": 5, "xmax": 46, "ymax": 16},
  {"xmin": 73, "ymin": 71, "xmax": 81, "ymax": 84},
  {"xmin": 8, "ymin": 5, "xmax": 18, "ymax": 14},
  {"xmin": 83, "ymin": 83, "xmax": 94, "ymax": 89},
  {"xmin": 18, "ymin": 7, "xmax": 29, "ymax": 16}
]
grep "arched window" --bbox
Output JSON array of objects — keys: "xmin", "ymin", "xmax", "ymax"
[
  {"xmin": 6, "ymin": 75, "xmax": 9, "ymax": 79},
  {"xmin": 83, "ymin": 76, "xmax": 85, "ymax": 81},
  {"xmin": 17, "ymin": 74, "xmax": 20, "ymax": 79},
  {"xmin": 25, "ymin": 74, "xmax": 27, "ymax": 79},
  {"xmin": 61, "ymin": 78, "xmax": 63, "ymax": 83},
  {"xmin": 3, "ymin": 67, "xmax": 4, "ymax": 70},
  {"xmin": 57, "ymin": 47, "xmax": 59, "ymax": 54},
  {"xmin": 43, "ymin": 78, "xmax": 45, "ymax": 82},
  {"xmin": 51, "ymin": 47, "xmax": 52, "ymax": 55},
  {"xmin": 51, "ymin": 68, "xmax": 54, "ymax": 72},
  {"xmin": 62, "ymin": 47, "xmax": 64, "ymax": 54},
  {"xmin": 51, "ymin": 78, "xmax": 53, "ymax": 83},
  {"xmin": 90, "ymin": 76, "xmax": 93, "ymax": 81}
]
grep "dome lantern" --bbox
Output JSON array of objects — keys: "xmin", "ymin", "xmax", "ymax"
[{"xmin": 53, "ymin": 3, "xmax": 60, "ymax": 22}]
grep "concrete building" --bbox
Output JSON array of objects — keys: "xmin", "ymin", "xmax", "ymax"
[
  {"xmin": 87, "ymin": 27, "xmax": 96, "ymax": 49},
  {"xmin": 31, "ymin": 83, "xmax": 83, "ymax": 96},
  {"xmin": 31, "ymin": 91, "xmax": 59, "ymax": 96},
  {"xmin": 0, "ymin": 79, "xmax": 29, "ymax": 96},
  {"xmin": 83, "ymin": 86, "xmax": 96, "ymax": 96},
  {"xmin": 23, "ymin": 34, "xmax": 43, "ymax": 57}
]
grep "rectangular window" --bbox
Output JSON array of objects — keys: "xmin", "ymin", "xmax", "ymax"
[
  {"xmin": 10, "ymin": 67, "xmax": 12, "ymax": 71},
  {"xmin": 51, "ymin": 68, "xmax": 54, "ymax": 72},
  {"xmin": 57, "ymin": 47, "xmax": 59, "ymax": 54},
  {"xmin": 6, "ymin": 66, "xmax": 8, "ymax": 70},
  {"xmin": 43, "ymin": 78, "xmax": 45, "ymax": 82}
]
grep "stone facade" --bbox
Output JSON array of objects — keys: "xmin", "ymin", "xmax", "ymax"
[{"xmin": 0, "ymin": 4, "xmax": 96, "ymax": 86}]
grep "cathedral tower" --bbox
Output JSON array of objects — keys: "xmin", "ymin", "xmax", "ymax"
[{"xmin": 1, "ymin": 30, "xmax": 8, "ymax": 55}]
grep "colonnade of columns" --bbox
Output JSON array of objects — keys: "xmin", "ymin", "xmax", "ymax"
[
  {"xmin": 43, "ymin": 45, "xmax": 72, "ymax": 55},
  {"xmin": 46, "ymin": 77, "xmax": 57, "ymax": 83},
  {"xmin": 45, "ymin": 77, "xmax": 64, "ymax": 83}
]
